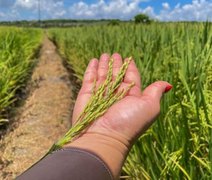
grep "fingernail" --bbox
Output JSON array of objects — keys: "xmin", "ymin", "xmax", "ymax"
[{"xmin": 165, "ymin": 85, "xmax": 173, "ymax": 93}]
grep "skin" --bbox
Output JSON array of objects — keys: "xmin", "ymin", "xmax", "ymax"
[{"xmin": 66, "ymin": 53, "xmax": 172, "ymax": 179}]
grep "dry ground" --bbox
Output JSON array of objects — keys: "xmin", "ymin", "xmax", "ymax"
[{"xmin": 0, "ymin": 37, "xmax": 74, "ymax": 179}]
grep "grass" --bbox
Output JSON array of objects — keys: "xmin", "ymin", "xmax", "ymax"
[
  {"xmin": 0, "ymin": 27, "xmax": 42, "ymax": 126},
  {"xmin": 49, "ymin": 22, "xmax": 212, "ymax": 179}
]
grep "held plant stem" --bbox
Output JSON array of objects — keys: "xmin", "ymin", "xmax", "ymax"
[{"xmin": 47, "ymin": 57, "xmax": 134, "ymax": 155}]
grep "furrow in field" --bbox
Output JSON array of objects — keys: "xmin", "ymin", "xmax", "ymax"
[{"xmin": 0, "ymin": 37, "xmax": 74, "ymax": 179}]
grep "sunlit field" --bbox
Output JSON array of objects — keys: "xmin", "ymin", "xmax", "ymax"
[
  {"xmin": 49, "ymin": 22, "xmax": 212, "ymax": 179},
  {"xmin": 0, "ymin": 27, "xmax": 42, "ymax": 125},
  {"xmin": 0, "ymin": 22, "xmax": 211, "ymax": 179}
]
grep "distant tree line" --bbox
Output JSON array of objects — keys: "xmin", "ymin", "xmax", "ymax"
[
  {"xmin": 0, "ymin": 19, "xmax": 127, "ymax": 27},
  {"xmin": 0, "ymin": 14, "xmax": 155, "ymax": 27}
]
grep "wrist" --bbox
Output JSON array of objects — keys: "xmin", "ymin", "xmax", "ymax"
[{"xmin": 65, "ymin": 130, "xmax": 130, "ymax": 179}]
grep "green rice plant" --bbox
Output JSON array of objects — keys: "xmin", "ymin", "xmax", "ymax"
[
  {"xmin": 0, "ymin": 27, "xmax": 42, "ymax": 127},
  {"xmin": 48, "ymin": 22, "xmax": 212, "ymax": 179},
  {"xmin": 47, "ymin": 57, "xmax": 134, "ymax": 154}
]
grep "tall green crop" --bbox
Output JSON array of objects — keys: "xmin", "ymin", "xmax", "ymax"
[
  {"xmin": 0, "ymin": 27, "xmax": 42, "ymax": 126},
  {"xmin": 49, "ymin": 22, "xmax": 212, "ymax": 179}
]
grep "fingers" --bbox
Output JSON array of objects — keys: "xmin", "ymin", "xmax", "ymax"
[
  {"xmin": 73, "ymin": 59, "xmax": 98, "ymax": 124},
  {"xmin": 124, "ymin": 58, "xmax": 141, "ymax": 89},
  {"xmin": 97, "ymin": 53, "xmax": 110, "ymax": 82},
  {"xmin": 142, "ymin": 81, "xmax": 172, "ymax": 102},
  {"xmin": 112, "ymin": 53, "xmax": 123, "ymax": 80},
  {"xmin": 79, "ymin": 58, "xmax": 98, "ymax": 95},
  {"xmin": 117, "ymin": 82, "xmax": 141, "ymax": 97}
]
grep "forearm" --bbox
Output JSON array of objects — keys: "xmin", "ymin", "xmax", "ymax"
[
  {"xmin": 67, "ymin": 131, "xmax": 130, "ymax": 179},
  {"xmin": 17, "ymin": 147, "xmax": 113, "ymax": 180}
]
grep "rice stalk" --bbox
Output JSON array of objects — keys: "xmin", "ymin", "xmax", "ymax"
[
  {"xmin": 47, "ymin": 57, "xmax": 134, "ymax": 154},
  {"xmin": 48, "ymin": 22, "xmax": 212, "ymax": 179}
]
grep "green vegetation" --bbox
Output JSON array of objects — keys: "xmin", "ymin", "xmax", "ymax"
[
  {"xmin": 0, "ymin": 27, "xmax": 42, "ymax": 126},
  {"xmin": 47, "ymin": 58, "xmax": 134, "ymax": 155},
  {"xmin": 108, "ymin": 19, "xmax": 121, "ymax": 26},
  {"xmin": 49, "ymin": 22, "xmax": 212, "ymax": 179},
  {"xmin": 134, "ymin": 13, "xmax": 152, "ymax": 24},
  {"xmin": 0, "ymin": 19, "xmax": 126, "ymax": 28}
]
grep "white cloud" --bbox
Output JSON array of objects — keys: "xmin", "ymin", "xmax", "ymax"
[
  {"xmin": 68, "ymin": 0, "xmax": 143, "ymax": 20},
  {"xmin": 1, "ymin": 0, "xmax": 212, "ymax": 21},
  {"xmin": 157, "ymin": 0, "xmax": 212, "ymax": 21},
  {"xmin": 162, "ymin": 2, "xmax": 170, "ymax": 10},
  {"xmin": 67, "ymin": 0, "xmax": 212, "ymax": 21},
  {"xmin": 14, "ymin": 0, "xmax": 36, "ymax": 9},
  {"xmin": 142, "ymin": 6, "xmax": 155, "ymax": 18},
  {"xmin": 14, "ymin": 0, "xmax": 66, "ymax": 19}
]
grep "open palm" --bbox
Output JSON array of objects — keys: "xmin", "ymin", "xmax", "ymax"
[{"xmin": 72, "ymin": 53, "xmax": 171, "ymax": 146}]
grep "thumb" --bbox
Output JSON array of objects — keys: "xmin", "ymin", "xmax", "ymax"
[{"xmin": 142, "ymin": 81, "xmax": 172, "ymax": 102}]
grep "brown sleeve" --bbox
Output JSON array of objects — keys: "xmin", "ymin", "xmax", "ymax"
[{"xmin": 16, "ymin": 147, "xmax": 113, "ymax": 180}]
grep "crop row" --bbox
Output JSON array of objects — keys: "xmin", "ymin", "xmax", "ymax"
[
  {"xmin": 49, "ymin": 22, "xmax": 212, "ymax": 179},
  {"xmin": 0, "ymin": 27, "xmax": 42, "ymax": 126}
]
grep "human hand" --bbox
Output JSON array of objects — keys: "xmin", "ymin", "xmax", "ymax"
[{"xmin": 68, "ymin": 53, "xmax": 172, "ymax": 178}]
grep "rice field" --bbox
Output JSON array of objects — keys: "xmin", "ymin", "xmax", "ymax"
[
  {"xmin": 49, "ymin": 22, "xmax": 212, "ymax": 179},
  {"xmin": 0, "ymin": 27, "xmax": 42, "ymax": 125},
  {"xmin": 0, "ymin": 23, "xmax": 211, "ymax": 179}
]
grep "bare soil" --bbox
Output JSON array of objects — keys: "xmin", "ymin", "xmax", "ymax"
[{"xmin": 0, "ymin": 37, "xmax": 74, "ymax": 179}]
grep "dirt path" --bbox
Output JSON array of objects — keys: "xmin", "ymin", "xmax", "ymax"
[{"xmin": 0, "ymin": 37, "xmax": 74, "ymax": 179}]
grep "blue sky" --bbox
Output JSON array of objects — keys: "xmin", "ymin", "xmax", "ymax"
[{"xmin": 0, "ymin": 0, "xmax": 212, "ymax": 21}]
